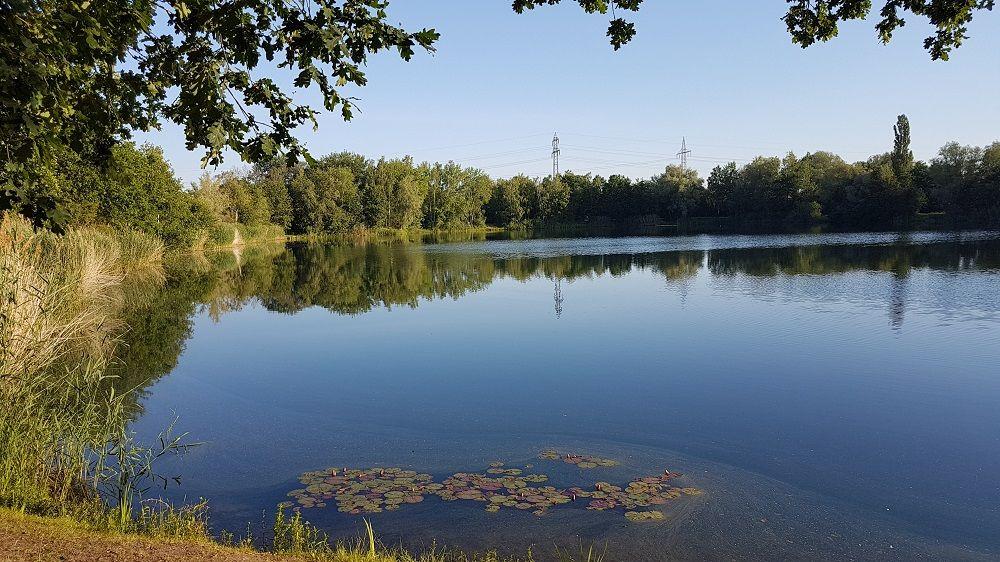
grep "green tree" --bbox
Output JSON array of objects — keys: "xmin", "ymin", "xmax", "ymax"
[
  {"xmin": 253, "ymin": 164, "xmax": 295, "ymax": 230},
  {"xmin": 487, "ymin": 176, "xmax": 528, "ymax": 227},
  {"xmin": 286, "ymin": 165, "xmax": 361, "ymax": 234},
  {"xmin": 218, "ymin": 175, "xmax": 271, "ymax": 226},
  {"xmin": 892, "ymin": 115, "xmax": 915, "ymax": 182},
  {"xmin": 99, "ymin": 143, "xmax": 213, "ymax": 244},
  {"xmin": 707, "ymin": 162, "xmax": 740, "ymax": 217},
  {"xmin": 367, "ymin": 157, "xmax": 427, "ymax": 229},
  {"xmin": 561, "ymin": 172, "xmax": 604, "ymax": 221},
  {"xmin": 2, "ymin": 1, "xmax": 439, "ymax": 227},
  {"xmin": 538, "ymin": 176, "xmax": 570, "ymax": 221},
  {"xmin": 650, "ymin": 165, "xmax": 703, "ymax": 220},
  {"xmin": 422, "ymin": 163, "xmax": 491, "ymax": 229}
]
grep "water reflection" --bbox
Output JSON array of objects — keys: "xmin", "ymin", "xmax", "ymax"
[{"xmin": 112, "ymin": 234, "xmax": 1000, "ymax": 404}]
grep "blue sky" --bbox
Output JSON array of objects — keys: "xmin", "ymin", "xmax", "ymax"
[{"xmin": 140, "ymin": 1, "xmax": 999, "ymax": 184}]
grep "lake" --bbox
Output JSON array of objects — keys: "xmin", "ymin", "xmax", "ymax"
[{"xmin": 126, "ymin": 231, "xmax": 1000, "ymax": 561}]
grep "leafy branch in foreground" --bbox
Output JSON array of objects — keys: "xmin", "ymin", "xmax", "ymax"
[
  {"xmin": 513, "ymin": 0, "xmax": 993, "ymax": 59},
  {"xmin": 2, "ymin": 0, "xmax": 438, "ymax": 226}
]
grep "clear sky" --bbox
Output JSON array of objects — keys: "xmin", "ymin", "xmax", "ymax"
[{"xmin": 140, "ymin": 1, "xmax": 999, "ymax": 185}]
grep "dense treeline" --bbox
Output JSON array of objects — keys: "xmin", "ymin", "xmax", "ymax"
[
  {"xmin": 14, "ymin": 116, "xmax": 1000, "ymax": 243},
  {"xmin": 189, "ymin": 118, "xmax": 1000, "ymax": 235}
]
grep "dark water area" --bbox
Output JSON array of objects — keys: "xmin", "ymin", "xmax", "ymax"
[{"xmin": 124, "ymin": 231, "xmax": 1000, "ymax": 561}]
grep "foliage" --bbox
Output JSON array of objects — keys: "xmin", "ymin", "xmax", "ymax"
[
  {"xmin": 13, "ymin": 113, "xmax": 1000, "ymax": 239},
  {"xmin": 487, "ymin": 175, "xmax": 535, "ymax": 227},
  {"xmin": 514, "ymin": 1, "xmax": 994, "ymax": 59},
  {"xmin": 2, "ymin": 0, "xmax": 438, "ymax": 229},
  {"xmin": 1, "ymin": 0, "xmax": 439, "ymax": 168}
]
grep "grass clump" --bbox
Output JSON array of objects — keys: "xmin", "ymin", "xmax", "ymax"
[
  {"xmin": 0, "ymin": 212, "xmax": 168, "ymax": 515},
  {"xmin": 272, "ymin": 508, "xmax": 542, "ymax": 562}
]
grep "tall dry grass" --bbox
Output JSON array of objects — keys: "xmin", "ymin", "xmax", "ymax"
[{"xmin": 0, "ymin": 212, "xmax": 166, "ymax": 512}]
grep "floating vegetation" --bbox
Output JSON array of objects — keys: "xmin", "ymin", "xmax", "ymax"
[
  {"xmin": 624, "ymin": 510, "xmax": 665, "ymax": 522},
  {"xmin": 287, "ymin": 467, "xmax": 436, "ymax": 515},
  {"xmin": 538, "ymin": 450, "xmax": 619, "ymax": 468},
  {"xmin": 284, "ymin": 453, "xmax": 700, "ymax": 522}
]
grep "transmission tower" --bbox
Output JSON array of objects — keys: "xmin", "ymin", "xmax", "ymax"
[
  {"xmin": 677, "ymin": 137, "xmax": 691, "ymax": 171},
  {"xmin": 551, "ymin": 132, "xmax": 561, "ymax": 179}
]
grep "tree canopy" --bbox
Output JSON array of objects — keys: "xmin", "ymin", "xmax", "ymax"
[
  {"xmin": 2, "ymin": 0, "xmax": 438, "ymax": 226},
  {"xmin": 2, "ymin": 1, "xmax": 994, "ymax": 229}
]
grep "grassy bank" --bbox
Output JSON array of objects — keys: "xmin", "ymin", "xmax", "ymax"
[
  {"xmin": 0, "ymin": 508, "xmax": 546, "ymax": 562},
  {"xmin": 0, "ymin": 213, "xmax": 166, "ymax": 512}
]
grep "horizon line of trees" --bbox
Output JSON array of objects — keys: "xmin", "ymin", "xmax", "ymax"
[{"xmin": 14, "ymin": 116, "xmax": 1000, "ymax": 244}]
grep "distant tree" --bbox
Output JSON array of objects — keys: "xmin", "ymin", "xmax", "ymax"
[
  {"xmin": 778, "ymin": 153, "xmax": 824, "ymax": 227},
  {"xmin": 218, "ymin": 175, "xmax": 272, "ymax": 226},
  {"xmin": 422, "ymin": 163, "xmax": 492, "ymax": 229},
  {"xmin": 892, "ymin": 115, "xmax": 915, "ymax": 182},
  {"xmin": 928, "ymin": 141, "xmax": 1000, "ymax": 224},
  {"xmin": 487, "ymin": 176, "xmax": 529, "ymax": 227},
  {"xmin": 367, "ymin": 157, "xmax": 427, "ymax": 229},
  {"xmin": 538, "ymin": 176, "xmax": 571, "ymax": 221},
  {"xmin": 286, "ymin": 165, "xmax": 360, "ymax": 234},
  {"xmin": 707, "ymin": 163, "xmax": 740, "ymax": 217},
  {"xmin": 190, "ymin": 174, "xmax": 230, "ymax": 223},
  {"xmin": 561, "ymin": 172, "xmax": 604, "ymax": 221},
  {"xmin": 601, "ymin": 175, "xmax": 635, "ymax": 220},
  {"xmin": 253, "ymin": 164, "xmax": 295, "ymax": 230},
  {"xmin": 650, "ymin": 165, "xmax": 703, "ymax": 220}
]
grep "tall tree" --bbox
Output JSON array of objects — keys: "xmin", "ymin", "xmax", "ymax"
[{"xmin": 892, "ymin": 114, "xmax": 915, "ymax": 182}]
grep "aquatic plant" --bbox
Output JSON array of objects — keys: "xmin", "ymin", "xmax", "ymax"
[
  {"xmin": 286, "ymin": 458, "xmax": 700, "ymax": 521},
  {"xmin": 537, "ymin": 450, "xmax": 619, "ymax": 468},
  {"xmin": 624, "ymin": 510, "xmax": 664, "ymax": 522},
  {"xmin": 273, "ymin": 507, "xmax": 540, "ymax": 561}
]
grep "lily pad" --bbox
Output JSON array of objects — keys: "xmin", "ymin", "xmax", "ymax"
[{"xmin": 625, "ymin": 510, "xmax": 665, "ymax": 522}]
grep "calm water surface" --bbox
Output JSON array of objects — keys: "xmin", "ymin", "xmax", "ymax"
[{"xmin": 129, "ymin": 231, "xmax": 1000, "ymax": 561}]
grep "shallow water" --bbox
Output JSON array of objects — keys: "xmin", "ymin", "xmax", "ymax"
[{"xmin": 129, "ymin": 231, "xmax": 1000, "ymax": 560}]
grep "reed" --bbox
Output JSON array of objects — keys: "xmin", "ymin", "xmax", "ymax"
[
  {"xmin": 272, "ymin": 508, "xmax": 535, "ymax": 562},
  {"xmin": 0, "ymin": 212, "xmax": 166, "ymax": 513}
]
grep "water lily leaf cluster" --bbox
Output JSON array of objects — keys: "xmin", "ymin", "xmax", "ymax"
[
  {"xmin": 625, "ymin": 510, "xmax": 665, "ymax": 522},
  {"xmin": 283, "ymin": 455, "xmax": 701, "ymax": 521},
  {"xmin": 538, "ymin": 449, "xmax": 619, "ymax": 469},
  {"xmin": 284, "ymin": 467, "xmax": 437, "ymax": 514}
]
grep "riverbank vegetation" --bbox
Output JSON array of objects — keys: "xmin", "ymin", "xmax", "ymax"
[
  {"xmin": 0, "ymin": 508, "xmax": 544, "ymax": 562},
  {"xmin": 7, "ymin": 118, "xmax": 999, "ymax": 250}
]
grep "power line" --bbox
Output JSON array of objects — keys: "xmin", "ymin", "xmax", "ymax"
[
  {"xmin": 560, "ymin": 144, "xmax": 668, "ymax": 158},
  {"xmin": 402, "ymin": 132, "xmax": 550, "ymax": 154},
  {"xmin": 476, "ymin": 156, "xmax": 552, "ymax": 170},
  {"xmin": 450, "ymin": 146, "xmax": 549, "ymax": 162},
  {"xmin": 562, "ymin": 131, "xmax": 882, "ymax": 155}
]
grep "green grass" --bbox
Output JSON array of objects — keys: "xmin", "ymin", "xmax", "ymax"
[
  {"xmin": 0, "ymin": 212, "xmax": 165, "ymax": 515},
  {"xmin": 272, "ymin": 508, "xmax": 543, "ymax": 562}
]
